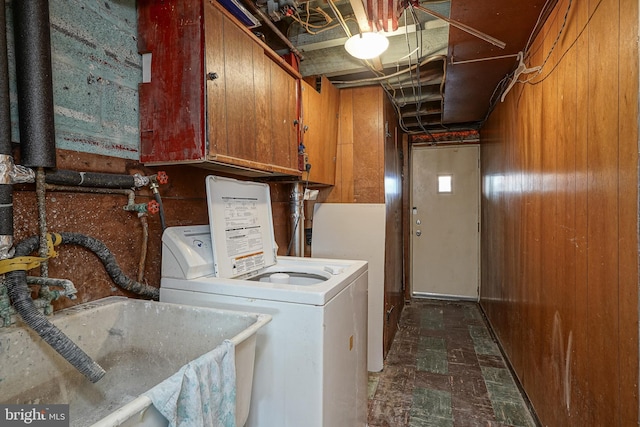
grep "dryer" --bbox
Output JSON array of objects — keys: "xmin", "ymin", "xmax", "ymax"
[{"xmin": 160, "ymin": 176, "xmax": 368, "ymax": 427}]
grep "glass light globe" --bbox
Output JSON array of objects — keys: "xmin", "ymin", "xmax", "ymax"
[{"xmin": 344, "ymin": 32, "xmax": 389, "ymax": 60}]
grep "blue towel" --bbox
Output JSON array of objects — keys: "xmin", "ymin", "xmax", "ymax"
[{"xmin": 144, "ymin": 339, "xmax": 237, "ymax": 427}]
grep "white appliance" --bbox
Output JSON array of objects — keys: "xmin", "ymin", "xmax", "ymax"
[
  {"xmin": 311, "ymin": 203, "xmax": 386, "ymax": 372},
  {"xmin": 160, "ymin": 176, "xmax": 368, "ymax": 427}
]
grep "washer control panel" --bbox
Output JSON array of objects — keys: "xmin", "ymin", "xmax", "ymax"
[{"xmin": 161, "ymin": 225, "xmax": 215, "ymax": 280}]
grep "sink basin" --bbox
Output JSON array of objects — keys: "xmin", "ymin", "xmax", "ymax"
[{"xmin": 0, "ymin": 296, "xmax": 271, "ymax": 426}]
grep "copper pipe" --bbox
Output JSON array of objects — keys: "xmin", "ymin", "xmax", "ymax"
[{"xmin": 137, "ymin": 215, "xmax": 149, "ymax": 283}]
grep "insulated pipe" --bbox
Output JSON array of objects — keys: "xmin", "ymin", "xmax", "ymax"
[
  {"xmin": 0, "ymin": 0, "xmax": 13, "ymax": 259},
  {"xmin": 4, "ymin": 0, "xmax": 106, "ymax": 381},
  {"xmin": 43, "ymin": 171, "xmax": 161, "ymax": 239},
  {"xmin": 13, "ymin": 168, "xmax": 152, "ymax": 189},
  {"xmin": 12, "ymin": 0, "xmax": 57, "ymax": 168},
  {"xmin": 44, "ymin": 169, "xmax": 150, "ymax": 189},
  {"xmin": 0, "ymin": 0, "xmax": 10, "ymax": 155}
]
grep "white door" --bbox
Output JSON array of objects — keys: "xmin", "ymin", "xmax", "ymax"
[{"xmin": 411, "ymin": 145, "xmax": 480, "ymax": 299}]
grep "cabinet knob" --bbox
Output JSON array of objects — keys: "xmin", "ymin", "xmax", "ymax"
[{"xmin": 206, "ymin": 72, "xmax": 219, "ymax": 81}]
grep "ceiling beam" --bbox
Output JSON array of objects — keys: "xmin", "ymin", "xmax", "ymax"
[
  {"xmin": 348, "ymin": 0, "xmax": 372, "ymax": 32},
  {"xmin": 292, "ymin": 20, "xmax": 447, "ymax": 52}
]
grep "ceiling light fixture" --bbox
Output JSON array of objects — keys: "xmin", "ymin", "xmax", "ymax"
[{"xmin": 344, "ymin": 32, "xmax": 389, "ymax": 60}]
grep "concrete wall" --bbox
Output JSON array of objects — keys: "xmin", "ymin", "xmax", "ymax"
[{"xmin": 7, "ymin": 0, "xmax": 140, "ymax": 158}]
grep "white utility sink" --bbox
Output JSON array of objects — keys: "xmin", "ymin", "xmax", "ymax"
[{"xmin": 0, "ymin": 296, "xmax": 271, "ymax": 426}]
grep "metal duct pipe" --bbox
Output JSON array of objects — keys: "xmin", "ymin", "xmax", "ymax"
[
  {"xmin": 288, "ymin": 182, "xmax": 305, "ymax": 257},
  {"xmin": 13, "ymin": 0, "xmax": 57, "ymax": 168}
]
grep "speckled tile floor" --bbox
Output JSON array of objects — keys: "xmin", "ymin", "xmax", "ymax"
[{"xmin": 367, "ymin": 299, "xmax": 538, "ymax": 427}]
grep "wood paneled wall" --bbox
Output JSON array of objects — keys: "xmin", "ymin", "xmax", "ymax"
[
  {"xmin": 480, "ymin": 0, "xmax": 638, "ymax": 425},
  {"xmin": 324, "ymin": 86, "xmax": 385, "ymax": 203},
  {"xmin": 312, "ymin": 86, "xmax": 405, "ymax": 356}
]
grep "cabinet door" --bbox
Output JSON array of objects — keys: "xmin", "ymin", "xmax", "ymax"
[
  {"xmin": 301, "ymin": 76, "xmax": 339, "ymax": 185},
  {"xmin": 254, "ymin": 45, "xmax": 272, "ymax": 164},
  {"xmin": 223, "ymin": 23, "xmax": 259, "ymax": 161},
  {"xmin": 269, "ymin": 61, "xmax": 298, "ymax": 171},
  {"xmin": 204, "ymin": 1, "xmax": 227, "ymax": 157},
  {"xmin": 141, "ymin": 0, "xmax": 301, "ymax": 176},
  {"xmin": 139, "ymin": 0, "xmax": 206, "ymax": 163},
  {"xmin": 204, "ymin": 1, "xmax": 300, "ymax": 175},
  {"xmin": 205, "ymin": 3, "xmax": 258, "ymax": 161}
]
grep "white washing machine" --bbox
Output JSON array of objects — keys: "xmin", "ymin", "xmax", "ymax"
[{"xmin": 160, "ymin": 176, "xmax": 368, "ymax": 427}]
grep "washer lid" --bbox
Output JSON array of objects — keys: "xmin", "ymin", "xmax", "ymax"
[{"xmin": 206, "ymin": 175, "xmax": 277, "ymax": 279}]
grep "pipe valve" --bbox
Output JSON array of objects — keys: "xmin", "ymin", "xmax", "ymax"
[
  {"xmin": 156, "ymin": 171, "xmax": 168, "ymax": 185},
  {"xmin": 122, "ymin": 201, "xmax": 160, "ymax": 215},
  {"xmin": 147, "ymin": 200, "xmax": 160, "ymax": 215}
]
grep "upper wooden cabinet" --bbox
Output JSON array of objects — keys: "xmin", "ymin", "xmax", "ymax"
[
  {"xmin": 300, "ymin": 76, "xmax": 339, "ymax": 185},
  {"xmin": 138, "ymin": 0, "xmax": 301, "ymax": 177}
]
